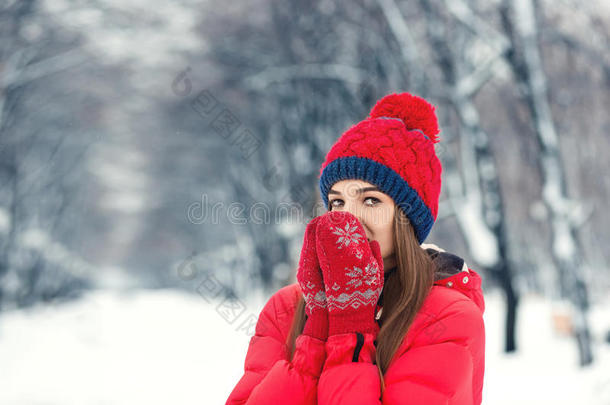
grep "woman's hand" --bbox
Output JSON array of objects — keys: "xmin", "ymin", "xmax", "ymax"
[
  {"xmin": 296, "ymin": 215, "xmax": 329, "ymax": 341},
  {"xmin": 315, "ymin": 211, "xmax": 384, "ymax": 336}
]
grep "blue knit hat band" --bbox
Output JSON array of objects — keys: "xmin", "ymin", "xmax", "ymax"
[{"xmin": 319, "ymin": 156, "xmax": 434, "ymax": 244}]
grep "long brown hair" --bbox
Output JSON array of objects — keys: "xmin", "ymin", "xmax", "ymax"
[{"xmin": 286, "ymin": 207, "xmax": 436, "ymax": 394}]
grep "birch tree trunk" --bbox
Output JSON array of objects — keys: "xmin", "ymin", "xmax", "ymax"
[
  {"xmin": 500, "ymin": 0, "xmax": 593, "ymax": 366},
  {"xmin": 424, "ymin": 0, "xmax": 520, "ymax": 352}
]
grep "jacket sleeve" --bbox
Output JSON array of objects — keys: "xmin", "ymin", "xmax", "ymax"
[
  {"xmin": 226, "ymin": 289, "xmax": 327, "ymax": 405},
  {"xmin": 317, "ymin": 298, "xmax": 485, "ymax": 405}
]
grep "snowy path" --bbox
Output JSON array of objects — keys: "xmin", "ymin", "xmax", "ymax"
[{"xmin": 0, "ymin": 288, "xmax": 608, "ymax": 404}]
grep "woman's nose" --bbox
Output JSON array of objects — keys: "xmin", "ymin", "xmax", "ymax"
[
  {"xmin": 342, "ymin": 201, "xmax": 362, "ymax": 221},
  {"xmin": 342, "ymin": 203, "xmax": 370, "ymax": 239}
]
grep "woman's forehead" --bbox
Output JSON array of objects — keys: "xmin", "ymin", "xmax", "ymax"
[{"xmin": 331, "ymin": 179, "xmax": 377, "ymax": 189}]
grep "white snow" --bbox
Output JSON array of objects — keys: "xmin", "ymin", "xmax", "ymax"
[
  {"xmin": 482, "ymin": 290, "xmax": 610, "ymax": 405},
  {"xmin": 0, "ymin": 287, "xmax": 608, "ymax": 405}
]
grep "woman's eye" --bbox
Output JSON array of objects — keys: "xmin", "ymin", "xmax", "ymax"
[
  {"xmin": 329, "ymin": 197, "xmax": 380, "ymax": 209},
  {"xmin": 364, "ymin": 197, "xmax": 381, "ymax": 206},
  {"xmin": 329, "ymin": 199, "xmax": 343, "ymax": 208}
]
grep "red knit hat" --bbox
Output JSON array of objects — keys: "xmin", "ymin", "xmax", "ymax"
[{"xmin": 318, "ymin": 92, "xmax": 442, "ymax": 244}]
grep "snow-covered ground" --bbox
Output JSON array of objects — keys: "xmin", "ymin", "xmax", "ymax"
[{"xmin": 0, "ymin": 287, "xmax": 608, "ymax": 405}]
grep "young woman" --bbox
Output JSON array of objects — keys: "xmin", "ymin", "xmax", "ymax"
[{"xmin": 226, "ymin": 93, "xmax": 485, "ymax": 405}]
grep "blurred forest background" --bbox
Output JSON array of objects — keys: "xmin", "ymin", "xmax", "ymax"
[{"xmin": 1, "ymin": 0, "xmax": 609, "ymax": 402}]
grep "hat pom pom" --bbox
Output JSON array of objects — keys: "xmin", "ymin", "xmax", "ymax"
[{"xmin": 369, "ymin": 93, "xmax": 440, "ymax": 143}]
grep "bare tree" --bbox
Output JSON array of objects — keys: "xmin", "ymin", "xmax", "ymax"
[
  {"xmin": 500, "ymin": 0, "xmax": 593, "ymax": 365},
  {"xmin": 418, "ymin": 0, "xmax": 521, "ymax": 353},
  {"xmin": 203, "ymin": 0, "xmax": 392, "ymax": 296},
  {"xmin": 0, "ymin": 0, "xmax": 91, "ymax": 309}
]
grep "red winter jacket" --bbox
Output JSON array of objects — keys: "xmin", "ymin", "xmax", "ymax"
[{"xmin": 226, "ymin": 248, "xmax": 485, "ymax": 405}]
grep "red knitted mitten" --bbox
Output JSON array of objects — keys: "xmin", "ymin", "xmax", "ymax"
[
  {"xmin": 296, "ymin": 216, "xmax": 329, "ymax": 341},
  {"xmin": 315, "ymin": 211, "xmax": 384, "ymax": 336}
]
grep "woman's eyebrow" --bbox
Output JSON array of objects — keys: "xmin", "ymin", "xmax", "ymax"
[{"xmin": 328, "ymin": 186, "xmax": 381, "ymax": 195}]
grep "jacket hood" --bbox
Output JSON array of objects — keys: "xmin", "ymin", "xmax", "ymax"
[
  {"xmin": 424, "ymin": 243, "xmax": 485, "ymax": 314},
  {"xmin": 377, "ymin": 244, "xmax": 485, "ymax": 315}
]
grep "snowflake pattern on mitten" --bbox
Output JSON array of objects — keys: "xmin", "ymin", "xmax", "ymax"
[
  {"xmin": 316, "ymin": 211, "xmax": 384, "ymax": 335},
  {"xmin": 332, "ymin": 221, "xmax": 365, "ymax": 249}
]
